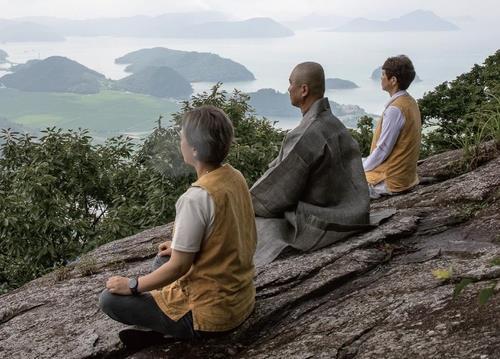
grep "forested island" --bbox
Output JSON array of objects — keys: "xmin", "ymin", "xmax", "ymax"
[
  {"xmin": 331, "ymin": 10, "xmax": 459, "ymax": 32},
  {"xmin": 113, "ymin": 66, "xmax": 193, "ymax": 99},
  {"xmin": 325, "ymin": 77, "xmax": 359, "ymax": 89},
  {"xmin": 1, "ymin": 55, "xmax": 195, "ymax": 99},
  {"xmin": 178, "ymin": 17, "xmax": 293, "ymax": 38},
  {"xmin": 0, "ymin": 56, "xmax": 104, "ymax": 94},
  {"xmin": 248, "ymin": 88, "xmax": 371, "ymax": 127},
  {"xmin": 115, "ymin": 47, "xmax": 255, "ymax": 82},
  {"xmin": 0, "ymin": 13, "xmax": 293, "ymax": 39},
  {"xmin": 0, "ymin": 21, "xmax": 65, "ymax": 42},
  {"xmin": 0, "ymin": 49, "xmax": 8, "ymax": 64}
]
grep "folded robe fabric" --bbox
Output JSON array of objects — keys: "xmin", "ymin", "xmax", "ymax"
[
  {"xmin": 250, "ymin": 97, "xmax": 375, "ymax": 267},
  {"xmin": 254, "ymin": 208, "xmax": 396, "ymax": 267}
]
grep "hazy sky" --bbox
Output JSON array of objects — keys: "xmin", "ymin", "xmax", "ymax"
[{"xmin": 1, "ymin": 0, "xmax": 499, "ymax": 21}]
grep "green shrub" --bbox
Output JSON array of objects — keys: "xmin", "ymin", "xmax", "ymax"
[
  {"xmin": 419, "ymin": 50, "xmax": 500, "ymax": 156},
  {"xmin": 349, "ymin": 115, "xmax": 374, "ymax": 157},
  {"xmin": 0, "ymin": 128, "xmax": 135, "ymax": 287},
  {"xmin": 0, "ymin": 84, "xmax": 284, "ymax": 291}
]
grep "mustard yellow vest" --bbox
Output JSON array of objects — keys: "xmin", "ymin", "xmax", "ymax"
[
  {"xmin": 365, "ymin": 94, "xmax": 422, "ymax": 193},
  {"xmin": 152, "ymin": 164, "xmax": 257, "ymax": 332}
]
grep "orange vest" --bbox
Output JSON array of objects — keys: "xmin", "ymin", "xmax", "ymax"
[
  {"xmin": 152, "ymin": 164, "xmax": 256, "ymax": 332},
  {"xmin": 365, "ymin": 94, "xmax": 421, "ymax": 193}
]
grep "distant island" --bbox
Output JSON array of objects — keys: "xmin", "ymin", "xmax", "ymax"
[
  {"xmin": 116, "ymin": 47, "xmax": 255, "ymax": 82},
  {"xmin": 0, "ymin": 50, "xmax": 8, "ymax": 64},
  {"xmin": 0, "ymin": 56, "xmax": 104, "ymax": 94},
  {"xmin": 178, "ymin": 17, "xmax": 293, "ymax": 38},
  {"xmin": 326, "ymin": 78, "xmax": 359, "ymax": 89},
  {"xmin": 0, "ymin": 53, "xmax": 215, "ymax": 98},
  {"xmin": 9, "ymin": 59, "xmax": 43, "ymax": 72},
  {"xmin": 14, "ymin": 11, "xmax": 226, "ymax": 37},
  {"xmin": 0, "ymin": 21, "xmax": 64, "ymax": 42},
  {"xmin": 113, "ymin": 66, "xmax": 193, "ymax": 99},
  {"xmin": 4, "ymin": 13, "xmax": 293, "ymax": 39},
  {"xmin": 247, "ymin": 88, "xmax": 372, "ymax": 127},
  {"xmin": 371, "ymin": 66, "xmax": 422, "ymax": 82},
  {"xmin": 330, "ymin": 10, "xmax": 459, "ymax": 32},
  {"xmin": 284, "ymin": 13, "xmax": 351, "ymax": 30}
]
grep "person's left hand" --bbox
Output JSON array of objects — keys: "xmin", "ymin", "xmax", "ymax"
[{"xmin": 106, "ymin": 276, "xmax": 131, "ymax": 295}]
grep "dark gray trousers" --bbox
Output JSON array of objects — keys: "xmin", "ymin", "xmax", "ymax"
[{"xmin": 98, "ymin": 255, "xmax": 199, "ymax": 339}]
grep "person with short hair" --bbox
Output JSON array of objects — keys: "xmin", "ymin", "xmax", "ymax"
[
  {"xmin": 250, "ymin": 62, "xmax": 370, "ymax": 266},
  {"xmin": 363, "ymin": 55, "xmax": 422, "ymax": 199},
  {"xmin": 99, "ymin": 105, "xmax": 256, "ymax": 347}
]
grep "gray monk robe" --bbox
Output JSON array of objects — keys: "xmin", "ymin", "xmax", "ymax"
[{"xmin": 251, "ymin": 97, "xmax": 371, "ymax": 266}]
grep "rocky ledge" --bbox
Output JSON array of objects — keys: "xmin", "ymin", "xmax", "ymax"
[{"xmin": 1, "ymin": 143, "xmax": 499, "ymax": 359}]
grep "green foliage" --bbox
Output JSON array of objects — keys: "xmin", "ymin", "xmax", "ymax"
[
  {"xmin": 0, "ymin": 83, "xmax": 284, "ymax": 291},
  {"xmin": 349, "ymin": 115, "xmax": 374, "ymax": 157},
  {"xmin": 171, "ymin": 83, "xmax": 286, "ymax": 185},
  {"xmin": 453, "ymin": 278, "xmax": 497, "ymax": 306},
  {"xmin": 478, "ymin": 284, "xmax": 496, "ymax": 306},
  {"xmin": 419, "ymin": 50, "xmax": 500, "ymax": 156},
  {"xmin": 453, "ymin": 278, "xmax": 473, "ymax": 298},
  {"xmin": 491, "ymin": 257, "xmax": 500, "ymax": 266},
  {"xmin": 0, "ymin": 128, "xmax": 135, "ymax": 287}
]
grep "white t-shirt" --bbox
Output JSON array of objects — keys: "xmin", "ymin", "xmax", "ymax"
[{"xmin": 171, "ymin": 187, "xmax": 215, "ymax": 253}]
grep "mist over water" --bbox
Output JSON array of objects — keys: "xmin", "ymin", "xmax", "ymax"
[{"xmin": 1, "ymin": 24, "xmax": 498, "ymax": 130}]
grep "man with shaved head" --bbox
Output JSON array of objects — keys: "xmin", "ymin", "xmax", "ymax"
[
  {"xmin": 250, "ymin": 62, "xmax": 371, "ymax": 266},
  {"xmin": 288, "ymin": 62, "xmax": 326, "ymax": 107}
]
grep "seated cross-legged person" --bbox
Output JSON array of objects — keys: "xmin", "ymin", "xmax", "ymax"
[
  {"xmin": 364, "ymin": 55, "xmax": 422, "ymax": 199},
  {"xmin": 250, "ymin": 62, "xmax": 370, "ymax": 267},
  {"xmin": 99, "ymin": 105, "xmax": 257, "ymax": 347}
]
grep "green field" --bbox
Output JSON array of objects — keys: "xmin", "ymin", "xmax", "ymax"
[{"xmin": 0, "ymin": 89, "xmax": 179, "ymax": 138}]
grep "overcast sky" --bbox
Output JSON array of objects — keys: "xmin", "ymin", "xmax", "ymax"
[{"xmin": 1, "ymin": 0, "xmax": 498, "ymax": 21}]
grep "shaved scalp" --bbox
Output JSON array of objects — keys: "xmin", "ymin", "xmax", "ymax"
[{"xmin": 291, "ymin": 62, "xmax": 325, "ymax": 97}]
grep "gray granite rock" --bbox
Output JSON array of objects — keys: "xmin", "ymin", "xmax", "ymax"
[{"xmin": 0, "ymin": 144, "xmax": 499, "ymax": 359}]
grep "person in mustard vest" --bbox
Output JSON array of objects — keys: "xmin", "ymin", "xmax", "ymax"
[
  {"xmin": 99, "ymin": 106, "xmax": 257, "ymax": 348},
  {"xmin": 363, "ymin": 55, "xmax": 422, "ymax": 199}
]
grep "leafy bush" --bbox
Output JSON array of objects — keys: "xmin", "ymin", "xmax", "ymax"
[
  {"xmin": 349, "ymin": 115, "xmax": 374, "ymax": 157},
  {"xmin": 0, "ymin": 128, "xmax": 135, "ymax": 288},
  {"xmin": 419, "ymin": 50, "xmax": 500, "ymax": 156},
  {"xmin": 0, "ymin": 84, "xmax": 284, "ymax": 291},
  {"xmin": 171, "ymin": 84, "xmax": 286, "ymax": 185}
]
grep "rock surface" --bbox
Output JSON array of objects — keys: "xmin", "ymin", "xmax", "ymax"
[{"xmin": 1, "ymin": 145, "xmax": 499, "ymax": 359}]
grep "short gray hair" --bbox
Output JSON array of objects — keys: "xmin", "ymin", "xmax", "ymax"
[{"xmin": 181, "ymin": 105, "xmax": 234, "ymax": 165}]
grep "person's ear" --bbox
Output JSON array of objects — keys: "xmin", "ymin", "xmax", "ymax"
[{"xmin": 301, "ymin": 84, "xmax": 309, "ymax": 98}]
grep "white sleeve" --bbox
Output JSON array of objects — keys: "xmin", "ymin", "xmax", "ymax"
[
  {"xmin": 363, "ymin": 106, "xmax": 405, "ymax": 172},
  {"xmin": 171, "ymin": 187, "xmax": 215, "ymax": 253}
]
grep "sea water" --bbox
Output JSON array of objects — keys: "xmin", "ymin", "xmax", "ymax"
[{"xmin": 0, "ymin": 25, "xmax": 498, "ymax": 130}]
